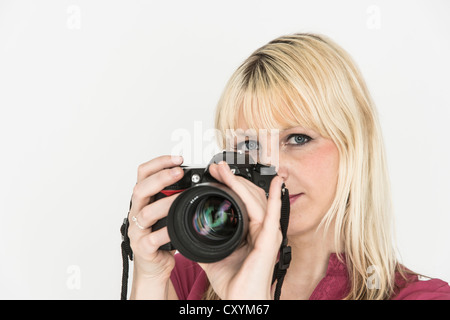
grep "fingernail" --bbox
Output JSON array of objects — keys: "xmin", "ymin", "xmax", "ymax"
[
  {"xmin": 171, "ymin": 167, "xmax": 182, "ymax": 176},
  {"xmin": 274, "ymin": 176, "xmax": 283, "ymax": 188},
  {"xmin": 172, "ymin": 155, "xmax": 183, "ymax": 165}
]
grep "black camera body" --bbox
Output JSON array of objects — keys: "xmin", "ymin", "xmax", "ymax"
[{"xmin": 152, "ymin": 151, "xmax": 277, "ymax": 263}]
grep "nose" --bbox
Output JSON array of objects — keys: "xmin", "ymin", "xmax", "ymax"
[
  {"xmin": 273, "ymin": 149, "xmax": 290, "ymax": 183},
  {"xmin": 276, "ymin": 166, "xmax": 289, "ymax": 182},
  {"xmin": 257, "ymin": 129, "xmax": 280, "ymax": 167},
  {"xmin": 259, "ymin": 150, "xmax": 289, "ymax": 182},
  {"xmin": 255, "ymin": 129, "xmax": 289, "ymax": 181}
]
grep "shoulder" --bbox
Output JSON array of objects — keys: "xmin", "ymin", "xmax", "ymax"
[
  {"xmin": 170, "ymin": 253, "xmax": 208, "ymax": 300},
  {"xmin": 393, "ymin": 274, "xmax": 450, "ymax": 300}
]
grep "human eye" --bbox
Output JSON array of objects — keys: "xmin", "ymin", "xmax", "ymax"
[
  {"xmin": 235, "ymin": 139, "xmax": 260, "ymax": 152},
  {"xmin": 285, "ymin": 134, "xmax": 312, "ymax": 146}
]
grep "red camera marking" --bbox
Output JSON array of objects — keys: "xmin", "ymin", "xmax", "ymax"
[{"xmin": 160, "ymin": 189, "xmax": 185, "ymax": 197}]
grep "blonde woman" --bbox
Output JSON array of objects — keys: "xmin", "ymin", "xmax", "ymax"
[{"xmin": 127, "ymin": 33, "xmax": 450, "ymax": 300}]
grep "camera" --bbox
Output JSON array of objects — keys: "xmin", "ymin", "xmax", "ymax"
[{"xmin": 152, "ymin": 151, "xmax": 277, "ymax": 263}]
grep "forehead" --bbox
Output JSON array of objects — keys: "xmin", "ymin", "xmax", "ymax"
[
  {"xmin": 216, "ymin": 81, "xmax": 328, "ymax": 148},
  {"xmin": 232, "ymin": 112, "xmax": 274, "ymax": 139},
  {"xmin": 231, "ymin": 84, "xmax": 322, "ymax": 134},
  {"xmin": 234, "ymin": 109, "xmax": 301, "ymax": 138},
  {"xmin": 235, "ymin": 107, "xmax": 286, "ymax": 133}
]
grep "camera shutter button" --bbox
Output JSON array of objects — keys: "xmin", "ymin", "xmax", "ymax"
[{"xmin": 191, "ymin": 174, "xmax": 201, "ymax": 183}]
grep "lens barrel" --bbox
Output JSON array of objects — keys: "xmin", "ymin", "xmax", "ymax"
[{"xmin": 166, "ymin": 182, "xmax": 248, "ymax": 263}]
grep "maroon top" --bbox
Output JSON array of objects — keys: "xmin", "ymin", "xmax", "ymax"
[{"xmin": 170, "ymin": 253, "xmax": 450, "ymax": 300}]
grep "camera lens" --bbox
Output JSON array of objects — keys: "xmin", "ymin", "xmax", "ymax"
[
  {"xmin": 166, "ymin": 182, "xmax": 248, "ymax": 263},
  {"xmin": 191, "ymin": 196, "xmax": 238, "ymax": 242}
]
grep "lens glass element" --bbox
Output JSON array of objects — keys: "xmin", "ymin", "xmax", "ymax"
[{"xmin": 192, "ymin": 196, "xmax": 238, "ymax": 242}]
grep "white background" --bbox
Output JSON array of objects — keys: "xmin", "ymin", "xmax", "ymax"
[{"xmin": 0, "ymin": 0, "xmax": 449, "ymax": 299}]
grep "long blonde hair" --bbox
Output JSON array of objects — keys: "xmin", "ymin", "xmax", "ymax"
[{"xmin": 211, "ymin": 33, "xmax": 406, "ymax": 300}]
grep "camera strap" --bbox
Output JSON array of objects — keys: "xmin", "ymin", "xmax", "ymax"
[
  {"xmin": 120, "ymin": 199, "xmax": 133, "ymax": 300},
  {"xmin": 271, "ymin": 184, "xmax": 292, "ymax": 300}
]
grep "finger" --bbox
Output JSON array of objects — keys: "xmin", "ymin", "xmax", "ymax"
[
  {"xmin": 211, "ymin": 162, "xmax": 262, "ymax": 194},
  {"xmin": 258, "ymin": 176, "xmax": 283, "ymax": 248},
  {"xmin": 135, "ymin": 193, "xmax": 180, "ymax": 230},
  {"xmin": 207, "ymin": 163, "xmax": 224, "ymax": 183},
  {"xmin": 132, "ymin": 166, "xmax": 184, "ymax": 210},
  {"xmin": 137, "ymin": 155, "xmax": 183, "ymax": 182},
  {"xmin": 138, "ymin": 227, "xmax": 171, "ymax": 255},
  {"xmin": 216, "ymin": 161, "xmax": 245, "ymax": 191},
  {"xmin": 266, "ymin": 176, "xmax": 283, "ymax": 226},
  {"xmin": 216, "ymin": 161, "xmax": 267, "ymax": 222}
]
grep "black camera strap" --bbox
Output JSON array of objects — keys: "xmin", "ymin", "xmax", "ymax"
[
  {"xmin": 120, "ymin": 200, "xmax": 133, "ymax": 300},
  {"xmin": 271, "ymin": 184, "xmax": 292, "ymax": 300},
  {"xmin": 119, "ymin": 187, "xmax": 291, "ymax": 300}
]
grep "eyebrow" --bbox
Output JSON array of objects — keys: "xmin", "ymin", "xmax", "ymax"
[{"xmin": 232, "ymin": 126, "xmax": 307, "ymax": 137}]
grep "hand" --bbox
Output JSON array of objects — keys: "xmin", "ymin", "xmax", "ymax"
[
  {"xmin": 128, "ymin": 155, "xmax": 184, "ymax": 283},
  {"xmin": 199, "ymin": 161, "xmax": 284, "ymax": 300}
]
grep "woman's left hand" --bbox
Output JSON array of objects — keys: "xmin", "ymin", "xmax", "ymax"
[{"xmin": 199, "ymin": 161, "xmax": 284, "ymax": 300}]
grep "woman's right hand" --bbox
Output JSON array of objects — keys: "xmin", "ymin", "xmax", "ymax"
[{"xmin": 127, "ymin": 155, "xmax": 184, "ymax": 298}]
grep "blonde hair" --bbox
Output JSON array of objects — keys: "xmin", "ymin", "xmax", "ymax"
[{"xmin": 210, "ymin": 33, "xmax": 408, "ymax": 300}]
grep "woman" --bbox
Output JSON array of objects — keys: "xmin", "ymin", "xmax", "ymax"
[{"xmin": 127, "ymin": 33, "xmax": 450, "ymax": 300}]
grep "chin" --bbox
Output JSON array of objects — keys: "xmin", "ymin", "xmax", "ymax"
[{"xmin": 286, "ymin": 207, "xmax": 325, "ymax": 239}]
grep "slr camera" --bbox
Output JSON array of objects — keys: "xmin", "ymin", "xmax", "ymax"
[{"xmin": 152, "ymin": 151, "xmax": 277, "ymax": 263}]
